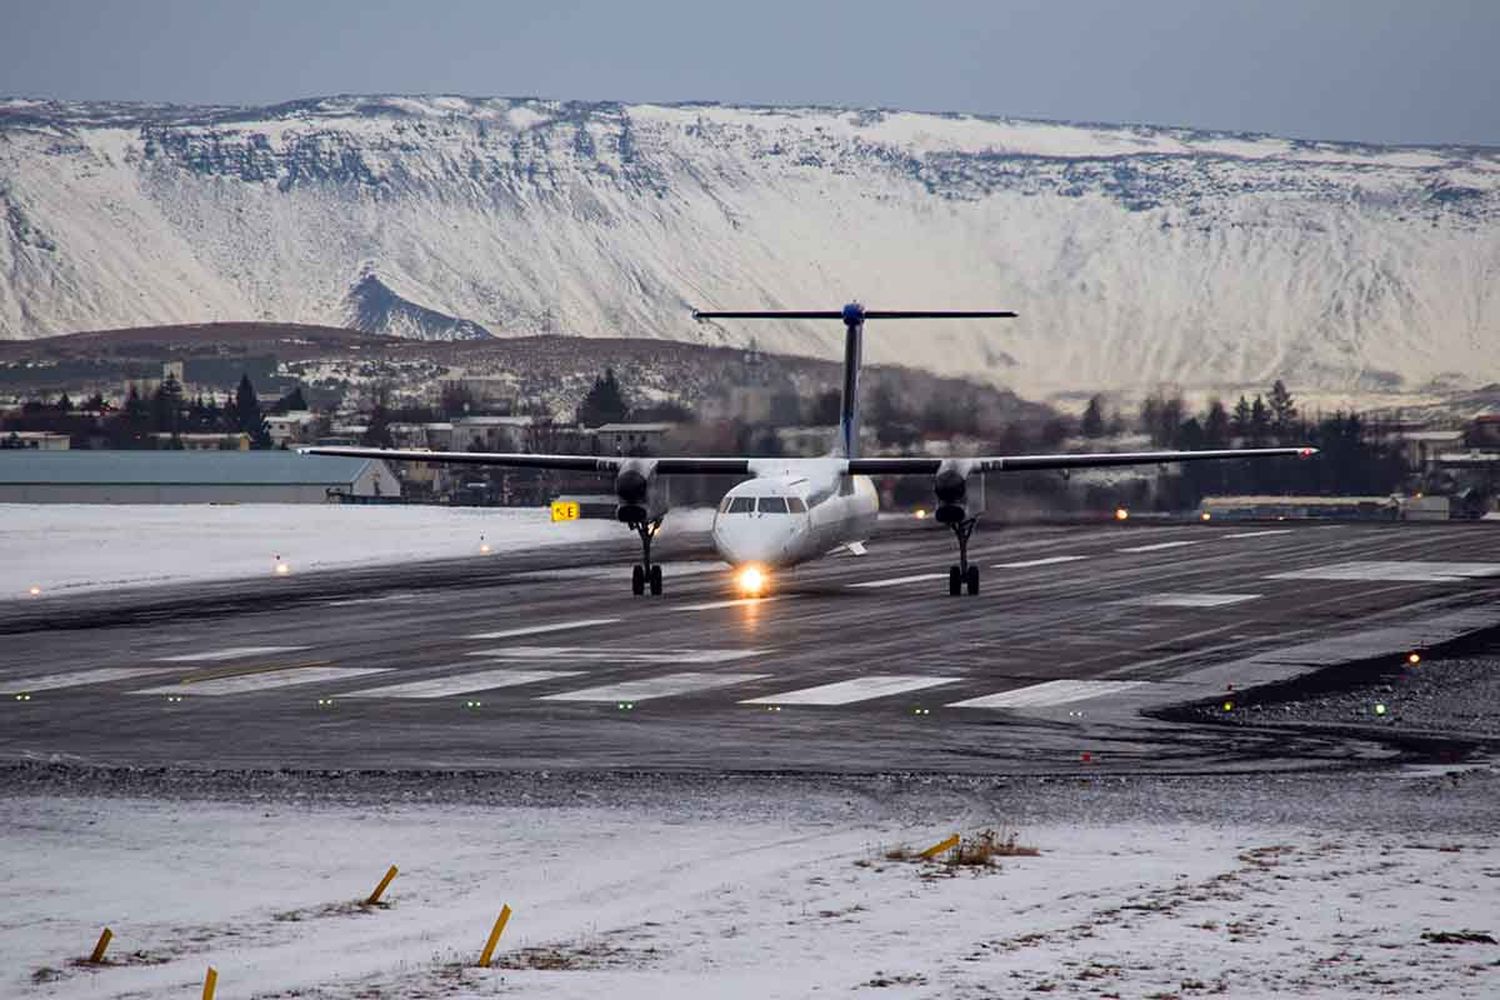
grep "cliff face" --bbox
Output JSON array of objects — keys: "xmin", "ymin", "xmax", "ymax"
[{"xmin": 2, "ymin": 95, "xmax": 1497, "ymax": 393}]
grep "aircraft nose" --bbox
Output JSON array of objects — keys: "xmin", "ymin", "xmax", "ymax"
[{"xmin": 713, "ymin": 514, "xmax": 799, "ymax": 567}]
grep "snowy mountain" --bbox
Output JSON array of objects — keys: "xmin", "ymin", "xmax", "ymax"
[{"xmin": 1, "ymin": 95, "xmax": 1497, "ymax": 395}]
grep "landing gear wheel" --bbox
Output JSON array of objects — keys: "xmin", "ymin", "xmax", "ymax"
[
  {"xmin": 632, "ymin": 564, "xmax": 646, "ymax": 596},
  {"xmin": 948, "ymin": 566, "xmax": 962, "ymax": 596},
  {"xmin": 965, "ymin": 564, "xmax": 980, "ymax": 596},
  {"xmin": 649, "ymin": 564, "xmax": 663, "ymax": 595}
]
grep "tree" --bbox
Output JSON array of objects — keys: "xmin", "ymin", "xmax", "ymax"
[
  {"xmin": 233, "ymin": 374, "xmax": 271, "ymax": 448},
  {"xmin": 576, "ymin": 368, "xmax": 629, "ymax": 427},
  {"xmin": 1081, "ymin": 395, "xmax": 1105, "ymax": 438},
  {"xmin": 55, "ymin": 393, "xmax": 74, "ymax": 414},
  {"xmin": 152, "ymin": 374, "xmax": 184, "ymax": 436},
  {"xmin": 361, "ymin": 405, "xmax": 393, "ymax": 448},
  {"xmin": 1267, "ymin": 380, "xmax": 1298, "ymax": 442},
  {"xmin": 1231, "ymin": 395, "xmax": 1252, "ymax": 440},
  {"xmin": 1249, "ymin": 395, "xmax": 1270, "ymax": 446},
  {"xmin": 1203, "ymin": 398, "xmax": 1230, "ymax": 448},
  {"xmin": 272, "ymin": 386, "xmax": 309, "ymax": 414}
]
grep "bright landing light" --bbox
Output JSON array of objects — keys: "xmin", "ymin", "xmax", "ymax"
[
  {"xmin": 735, "ymin": 565, "xmax": 768, "ymax": 596},
  {"xmin": 1114, "ymin": 507, "xmax": 1130, "ymax": 522}
]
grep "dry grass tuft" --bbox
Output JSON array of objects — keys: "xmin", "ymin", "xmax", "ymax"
[{"xmin": 947, "ymin": 828, "xmax": 1040, "ymax": 867}]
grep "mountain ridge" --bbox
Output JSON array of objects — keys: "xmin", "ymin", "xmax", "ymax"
[{"xmin": 2, "ymin": 94, "xmax": 1497, "ymax": 395}]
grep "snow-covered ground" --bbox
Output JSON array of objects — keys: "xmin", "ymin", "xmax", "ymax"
[
  {"xmin": 0, "ymin": 503, "xmax": 686, "ymax": 600},
  {"xmin": 3, "ymin": 775, "xmax": 1495, "ymax": 999}
]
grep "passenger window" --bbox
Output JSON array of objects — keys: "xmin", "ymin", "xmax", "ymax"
[
  {"xmin": 787, "ymin": 497, "xmax": 807, "ymax": 513},
  {"xmin": 729, "ymin": 497, "xmax": 755, "ymax": 514},
  {"xmin": 758, "ymin": 497, "xmax": 790, "ymax": 514}
]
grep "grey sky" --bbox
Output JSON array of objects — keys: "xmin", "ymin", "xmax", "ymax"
[{"xmin": 1, "ymin": 0, "xmax": 1496, "ymax": 146}]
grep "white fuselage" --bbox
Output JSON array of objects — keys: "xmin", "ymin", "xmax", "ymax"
[{"xmin": 710, "ymin": 458, "xmax": 879, "ymax": 570}]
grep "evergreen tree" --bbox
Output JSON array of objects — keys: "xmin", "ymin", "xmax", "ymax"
[
  {"xmin": 233, "ymin": 374, "xmax": 271, "ymax": 447},
  {"xmin": 56, "ymin": 393, "xmax": 74, "ymax": 413},
  {"xmin": 152, "ymin": 375, "xmax": 184, "ymax": 436},
  {"xmin": 82, "ymin": 392, "xmax": 107, "ymax": 414},
  {"xmin": 576, "ymin": 368, "xmax": 629, "ymax": 427},
  {"xmin": 273, "ymin": 386, "xmax": 309, "ymax": 414},
  {"xmin": 1249, "ymin": 395, "xmax": 1270, "ymax": 446},
  {"xmin": 361, "ymin": 405, "xmax": 393, "ymax": 448},
  {"xmin": 1203, "ymin": 398, "xmax": 1231, "ymax": 448},
  {"xmin": 1267, "ymin": 380, "xmax": 1298, "ymax": 442},
  {"xmin": 1081, "ymin": 395, "xmax": 1105, "ymax": 438}
]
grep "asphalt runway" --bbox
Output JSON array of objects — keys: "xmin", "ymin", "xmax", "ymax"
[{"xmin": 4, "ymin": 519, "xmax": 1500, "ymax": 775}]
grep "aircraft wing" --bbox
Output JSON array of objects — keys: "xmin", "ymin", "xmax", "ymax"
[
  {"xmin": 302, "ymin": 446, "xmax": 753, "ymax": 475},
  {"xmin": 847, "ymin": 446, "xmax": 1315, "ymax": 475}
]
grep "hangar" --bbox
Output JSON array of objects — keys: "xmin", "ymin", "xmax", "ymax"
[{"xmin": 0, "ymin": 451, "xmax": 399, "ymax": 504}]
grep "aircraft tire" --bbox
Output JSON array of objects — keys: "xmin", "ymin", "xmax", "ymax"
[
  {"xmin": 948, "ymin": 566, "xmax": 962, "ymax": 596},
  {"xmin": 965, "ymin": 565, "xmax": 980, "ymax": 596},
  {"xmin": 632, "ymin": 564, "xmax": 646, "ymax": 596},
  {"xmin": 649, "ymin": 564, "xmax": 663, "ymax": 595}
]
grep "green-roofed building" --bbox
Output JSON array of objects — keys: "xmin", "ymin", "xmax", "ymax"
[{"xmin": 0, "ymin": 451, "xmax": 400, "ymax": 504}]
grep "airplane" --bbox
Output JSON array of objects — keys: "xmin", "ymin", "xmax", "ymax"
[{"xmin": 307, "ymin": 303, "xmax": 1314, "ymax": 597}]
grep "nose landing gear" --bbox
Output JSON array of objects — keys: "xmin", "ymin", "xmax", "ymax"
[
  {"xmin": 629, "ymin": 517, "xmax": 665, "ymax": 596},
  {"xmin": 944, "ymin": 515, "xmax": 980, "ymax": 596}
]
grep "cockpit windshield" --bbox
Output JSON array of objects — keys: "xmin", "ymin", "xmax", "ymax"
[
  {"xmin": 726, "ymin": 497, "xmax": 755, "ymax": 514},
  {"xmin": 757, "ymin": 496, "xmax": 790, "ymax": 514}
]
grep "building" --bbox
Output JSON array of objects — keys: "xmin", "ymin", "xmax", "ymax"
[
  {"xmin": 0, "ymin": 451, "xmax": 399, "ymax": 504},
  {"xmin": 265, "ymin": 411, "xmax": 321, "ymax": 448},
  {"xmin": 594, "ymin": 422, "xmax": 677, "ymax": 456},
  {"xmin": 1, "ymin": 431, "xmax": 72, "ymax": 450},
  {"xmin": 1200, "ymin": 495, "xmax": 1400, "ymax": 521},
  {"xmin": 451, "ymin": 415, "xmax": 535, "ymax": 453},
  {"xmin": 148, "ymin": 433, "xmax": 251, "ymax": 451}
]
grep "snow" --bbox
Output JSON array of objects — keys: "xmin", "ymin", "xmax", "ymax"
[
  {"xmin": 1, "ymin": 788, "xmax": 1493, "ymax": 998},
  {"xmin": 3, "ymin": 96, "xmax": 1498, "ymax": 394},
  {"xmin": 0, "ymin": 503, "xmax": 632, "ymax": 600}
]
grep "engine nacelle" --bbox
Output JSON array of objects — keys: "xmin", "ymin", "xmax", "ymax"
[
  {"xmin": 614, "ymin": 459, "xmax": 668, "ymax": 525},
  {"xmin": 933, "ymin": 459, "xmax": 984, "ymax": 525}
]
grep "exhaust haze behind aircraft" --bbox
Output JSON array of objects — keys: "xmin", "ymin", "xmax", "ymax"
[{"xmin": 309, "ymin": 304, "xmax": 1314, "ymax": 596}]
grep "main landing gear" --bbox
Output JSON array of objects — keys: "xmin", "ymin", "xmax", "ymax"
[
  {"xmin": 945, "ymin": 515, "xmax": 980, "ymax": 597},
  {"xmin": 629, "ymin": 517, "xmax": 664, "ymax": 596}
]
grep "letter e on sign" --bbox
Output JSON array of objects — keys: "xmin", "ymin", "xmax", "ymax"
[{"xmin": 551, "ymin": 500, "xmax": 580, "ymax": 522}]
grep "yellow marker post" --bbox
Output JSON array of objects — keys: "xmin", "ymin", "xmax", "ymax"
[
  {"xmin": 366, "ymin": 864, "xmax": 399, "ymax": 905},
  {"xmin": 550, "ymin": 500, "xmax": 580, "ymax": 522},
  {"xmin": 918, "ymin": 834, "xmax": 960, "ymax": 860},
  {"xmin": 202, "ymin": 966, "xmax": 218, "ymax": 1000},
  {"xmin": 477, "ymin": 904, "xmax": 513, "ymax": 967},
  {"xmin": 88, "ymin": 926, "xmax": 113, "ymax": 964}
]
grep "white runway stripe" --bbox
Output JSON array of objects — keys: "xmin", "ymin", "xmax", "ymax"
[
  {"xmin": 132, "ymin": 666, "xmax": 389, "ymax": 696},
  {"xmin": 1123, "ymin": 593, "xmax": 1261, "ymax": 608},
  {"xmin": 154, "ymin": 646, "xmax": 309, "ymax": 663},
  {"xmin": 1223, "ymin": 529, "xmax": 1295, "ymax": 539},
  {"xmin": 541, "ymin": 672, "xmax": 769, "ymax": 703},
  {"xmin": 1, "ymin": 666, "xmax": 181, "ymax": 694},
  {"xmin": 468, "ymin": 646, "xmax": 764, "ymax": 664},
  {"xmin": 742, "ymin": 675, "xmax": 959, "ymax": 706},
  {"xmin": 948, "ymin": 680, "xmax": 1150, "ymax": 710},
  {"xmin": 847, "ymin": 573, "xmax": 947, "ymax": 590},
  {"xmin": 466, "ymin": 618, "xmax": 620, "ymax": 640},
  {"xmin": 1267, "ymin": 561, "xmax": 1500, "ymax": 583},
  {"xmin": 344, "ymin": 669, "xmax": 579, "ymax": 699},
  {"xmin": 993, "ymin": 555, "xmax": 1088, "ymax": 569},
  {"xmin": 1118, "ymin": 540, "xmax": 1204, "ymax": 553},
  {"xmin": 675, "ymin": 597, "xmax": 782, "ymax": 612}
]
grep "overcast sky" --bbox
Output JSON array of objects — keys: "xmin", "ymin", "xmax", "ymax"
[{"xmin": 2, "ymin": 0, "xmax": 1496, "ymax": 146}]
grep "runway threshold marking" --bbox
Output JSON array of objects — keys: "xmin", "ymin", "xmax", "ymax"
[
  {"xmin": 741, "ymin": 675, "xmax": 960, "ymax": 706},
  {"xmin": 675, "ymin": 597, "xmax": 783, "ymax": 611},
  {"xmin": 343, "ymin": 669, "xmax": 582, "ymax": 699},
  {"xmin": 153, "ymin": 646, "xmax": 310, "ymax": 663},
  {"xmin": 948, "ymin": 680, "xmax": 1151, "ymax": 710},
  {"xmin": 468, "ymin": 646, "xmax": 766, "ymax": 664},
  {"xmin": 1266, "ymin": 561, "xmax": 1500, "ymax": 583},
  {"xmin": 993, "ymin": 555, "xmax": 1088, "ymax": 569},
  {"xmin": 466, "ymin": 618, "xmax": 621, "ymax": 640},
  {"xmin": 1117, "ymin": 540, "xmax": 1204, "ymax": 554},
  {"xmin": 0, "ymin": 666, "xmax": 181, "ymax": 695},
  {"xmin": 1222, "ymin": 529, "xmax": 1295, "ymax": 539},
  {"xmin": 540, "ymin": 672, "xmax": 770, "ymax": 703},
  {"xmin": 847, "ymin": 573, "xmax": 948, "ymax": 590},
  {"xmin": 1122, "ymin": 593, "xmax": 1262, "ymax": 608},
  {"xmin": 131, "ymin": 666, "xmax": 391, "ymax": 696}
]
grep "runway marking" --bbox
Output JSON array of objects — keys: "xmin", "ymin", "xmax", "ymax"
[
  {"xmin": 541, "ymin": 672, "xmax": 769, "ymax": 703},
  {"xmin": 1223, "ymin": 529, "xmax": 1295, "ymax": 539},
  {"xmin": 993, "ymin": 555, "xmax": 1088, "ymax": 569},
  {"xmin": 741, "ymin": 675, "xmax": 960, "ymax": 706},
  {"xmin": 1266, "ymin": 561, "xmax": 1500, "ymax": 584},
  {"xmin": 154, "ymin": 646, "xmax": 310, "ymax": 663},
  {"xmin": 131, "ymin": 666, "xmax": 390, "ymax": 696},
  {"xmin": 343, "ymin": 669, "xmax": 580, "ymax": 699},
  {"xmin": 1117, "ymin": 540, "xmax": 1204, "ymax": 553},
  {"xmin": 468, "ymin": 645, "xmax": 765, "ymax": 664},
  {"xmin": 466, "ymin": 618, "xmax": 620, "ymax": 640},
  {"xmin": 676, "ymin": 597, "xmax": 783, "ymax": 611},
  {"xmin": 0, "ymin": 666, "xmax": 181, "ymax": 694},
  {"xmin": 948, "ymin": 680, "xmax": 1152, "ymax": 710},
  {"xmin": 847, "ymin": 573, "xmax": 948, "ymax": 589},
  {"xmin": 1123, "ymin": 592, "xmax": 1262, "ymax": 608}
]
